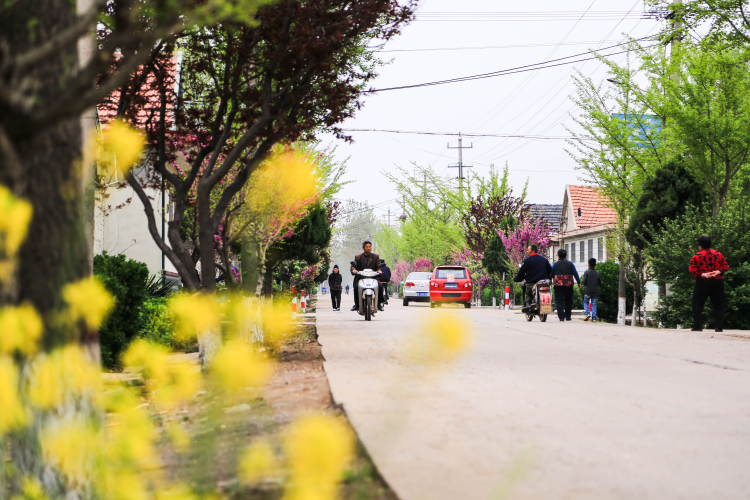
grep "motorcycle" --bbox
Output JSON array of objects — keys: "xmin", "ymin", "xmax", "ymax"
[
  {"xmin": 525, "ymin": 279, "xmax": 552, "ymax": 322},
  {"xmin": 351, "ymin": 260, "xmax": 380, "ymax": 321}
]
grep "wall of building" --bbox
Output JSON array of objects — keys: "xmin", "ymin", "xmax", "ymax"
[
  {"xmin": 563, "ymin": 233, "xmax": 607, "ymax": 275},
  {"xmin": 94, "ymin": 183, "xmax": 177, "ymax": 276}
]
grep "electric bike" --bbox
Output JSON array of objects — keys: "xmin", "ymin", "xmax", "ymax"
[{"xmin": 525, "ymin": 279, "xmax": 552, "ymax": 322}]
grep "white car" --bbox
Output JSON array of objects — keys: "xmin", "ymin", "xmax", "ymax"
[{"xmin": 402, "ymin": 272, "xmax": 432, "ymax": 306}]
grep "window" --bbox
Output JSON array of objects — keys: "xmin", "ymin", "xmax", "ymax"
[
  {"xmin": 588, "ymin": 239, "xmax": 593, "ymax": 261},
  {"xmin": 580, "ymin": 240, "xmax": 585, "ymax": 262},
  {"xmin": 571, "ymin": 242, "xmax": 576, "ymax": 262},
  {"xmin": 598, "ymin": 237, "xmax": 604, "ymax": 261},
  {"xmin": 436, "ymin": 268, "xmax": 467, "ymax": 279}
]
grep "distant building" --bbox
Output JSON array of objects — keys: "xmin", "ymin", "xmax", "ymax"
[
  {"xmin": 526, "ymin": 203, "xmax": 563, "ymax": 261},
  {"xmin": 559, "ymin": 185, "xmax": 618, "ymax": 275}
]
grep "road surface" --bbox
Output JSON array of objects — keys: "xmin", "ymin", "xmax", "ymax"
[{"xmin": 316, "ymin": 299, "xmax": 750, "ymax": 500}]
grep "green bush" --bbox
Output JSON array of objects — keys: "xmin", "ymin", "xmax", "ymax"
[
  {"xmin": 94, "ymin": 252, "xmax": 149, "ymax": 369},
  {"xmin": 649, "ymin": 199, "xmax": 750, "ymax": 330},
  {"xmin": 139, "ymin": 297, "xmax": 178, "ymax": 348},
  {"xmin": 595, "ymin": 261, "xmax": 635, "ymax": 323}
]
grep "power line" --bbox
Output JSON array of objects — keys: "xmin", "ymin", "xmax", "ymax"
[
  {"xmin": 379, "ymin": 40, "xmax": 644, "ymax": 53},
  {"xmin": 340, "ymin": 128, "xmax": 592, "ymax": 140},
  {"xmin": 364, "ymin": 36, "xmax": 657, "ymax": 93}
]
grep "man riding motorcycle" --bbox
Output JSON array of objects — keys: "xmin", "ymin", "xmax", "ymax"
[
  {"xmin": 514, "ymin": 244, "xmax": 552, "ymax": 313},
  {"xmin": 350, "ymin": 241, "xmax": 383, "ymax": 312}
]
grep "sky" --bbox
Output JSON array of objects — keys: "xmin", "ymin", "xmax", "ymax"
[{"xmin": 318, "ymin": 0, "xmax": 664, "ymax": 225}]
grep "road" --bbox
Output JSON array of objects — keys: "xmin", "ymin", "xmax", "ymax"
[{"xmin": 316, "ymin": 298, "xmax": 750, "ymax": 500}]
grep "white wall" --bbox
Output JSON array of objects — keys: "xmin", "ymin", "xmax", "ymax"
[
  {"xmin": 563, "ymin": 234, "xmax": 606, "ymax": 276},
  {"xmin": 94, "ymin": 183, "xmax": 177, "ymax": 276}
]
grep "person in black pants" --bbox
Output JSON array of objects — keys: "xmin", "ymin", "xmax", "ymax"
[
  {"xmin": 689, "ymin": 235, "xmax": 729, "ymax": 331},
  {"xmin": 327, "ymin": 265, "xmax": 343, "ymax": 311},
  {"xmin": 550, "ymin": 248, "xmax": 580, "ymax": 321}
]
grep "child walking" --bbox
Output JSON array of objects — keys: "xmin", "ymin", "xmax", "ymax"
[{"xmin": 582, "ymin": 258, "xmax": 601, "ymax": 322}]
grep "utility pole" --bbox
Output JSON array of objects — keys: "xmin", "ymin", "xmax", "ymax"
[{"xmin": 448, "ymin": 132, "xmax": 473, "ymax": 196}]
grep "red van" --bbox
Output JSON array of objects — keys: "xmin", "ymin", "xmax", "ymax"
[{"xmin": 429, "ymin": 265, "xmax": 473, "ymax": 308}]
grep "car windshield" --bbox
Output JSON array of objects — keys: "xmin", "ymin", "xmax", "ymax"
[
  {"xmin": 407, "ymin": 273, "xmax": 432, "ymax": 280},
  {"xmin": 435, "ymin": 268, "xmax": 467, "ymax": 279}
]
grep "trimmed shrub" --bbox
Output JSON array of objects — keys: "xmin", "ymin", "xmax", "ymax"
[
  {"xmin": 94, "ymin": 252, "xmax": 149, "ymax": 369},
  {"xmin": 596, "ymin": 261, "xmax": 634, "ymax": 323}
]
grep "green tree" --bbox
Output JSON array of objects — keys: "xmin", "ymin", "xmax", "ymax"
[
  {"xmin": 93, "ymin": 252, "xmax": 150, "ymax": 369},
  {"xmin": 627, "ymin": 159, "xmax": 709, "ymax": 249},
  {"xmin": 482, "ymin": 232, "xmax": 509, "ymax": 301}
]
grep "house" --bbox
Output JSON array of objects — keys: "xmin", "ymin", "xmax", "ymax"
[
  {"xmin": 559, "ymin": 185, "xmax": 618, "ymax": 275},
  {"xmin": 526, "ymin": 203, "xmax": 563, "ymax": 261},
  {"xmin": 93, "ymin": 53, "xmax": 182, "ymax": 281}
]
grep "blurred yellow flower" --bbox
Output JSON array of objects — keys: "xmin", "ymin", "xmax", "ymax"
[
  {"xmin": 99, "ymin": 468, "xmax": 149, "ymax": 500},
  {"xmin": 0, "ymin": 357, "xmax": 27, "ymax": 433},
  {"xmin": 0, "ymin": 184, "xmax": 33, "ymax": 258},
  {"xmin": 211, "ymin": 341, "xmax": 272, "ymax": 393},
  {"xmin": 123, "ymin": 340, "xmax": 200, "ymax": 409},
  {"xmin": 41, "ymin": 417, "xmax": 102, "ymax": 481},
  {"xmin": 169, "ymin": 293, "xmax": 220, "ymax": 343},
  {"xmin": 166, "ymin": 422, "xmax": 191, "ymax": 453},
  {"xmin": 154, "ymin": 485, "xmax": 198, "ymax": 500},
  {"xmin": 62, "ymin": 277, "xmax": 114, "ymax": 330},
  {"xmin": 28, "ymin": 345, "xmax": 102, "ymax": 409},
  {"xmin": 0, "ymin": 303, "xmax": 43, "ymax": 355},
  {"xmin": 263, "ymin": 301, "xmax": 295, "ymax": 344},
  {"xmin": 101, "ymin": 120, "xmax": 145, "ymax": 175},
  {"xmin": 239, "ymin": 439, "xmax": 281, "ymax": 483},
  {"xmin": 411, "ymin": 314, "xmax": 474, "ymax": 365},
  {"xmin": 283, "ymin": 415, "xmax": 354, "ymax": 500},
  {"xmin": 15, "ymin": 477, "xmax": 48, "ymax": 500}
]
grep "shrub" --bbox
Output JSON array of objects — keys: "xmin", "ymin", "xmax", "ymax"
[
  {"xmin": 596, "ymin": 261, "xmax": 634, "ymax": 323},
  {"xmin": 94, "ymin": 252, "xmax": 150, "ymax": 369},
  {"xmin": 139, "ymin": 297, "xmax": 179, "ymax": 348}
]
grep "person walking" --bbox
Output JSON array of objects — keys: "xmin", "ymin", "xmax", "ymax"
[
  {"xmin": 581, "ymin": 258, "xmax": 601, "ymax": 322},
  {"xmin": 379, "ymin": 259, "xmax": 392, "ymax": 305},
  {"xmin": 550, "ymin": 248, "xmax": 580, "ymax": 322},
  {"xmin": 328, "ymin": 265, "xmax": 343, "ymax": 311},
  {"xmin": 689, "ymin": 235, "xmax": 729, "ymax": 332}
]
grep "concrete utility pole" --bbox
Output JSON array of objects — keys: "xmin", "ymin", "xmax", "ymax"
[{"xmin": 448, "ymin": 132, "xmax": 473, "ymax": 196}]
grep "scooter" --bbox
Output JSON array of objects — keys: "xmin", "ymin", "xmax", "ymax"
[
  {"xmin": 525, "ymin": 279, "xmax": 552, "ymax": 322},
  {"xmin": 353, "ymin": 265, "xmax": 380, "ymax": 321}
]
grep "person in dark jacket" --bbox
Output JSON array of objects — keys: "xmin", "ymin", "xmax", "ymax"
[
  {"xmin": 514, "ymin": 244, "xmax": 552, "ymax": 313},
  {"xmin": 350, "ymin": 241, "xmax": 382, "ymax": 311},
  {"xmin": 581, "ymin": 258, "xmax": 601, "ymax": 322},
  {"xmin": 328, "ymin": 265, "xmax": 343, "ymax": 311},
  {"xmin": 689, "ymin": 235, "xmax": 729, "ymax": 332},
  {"xmin": 379, "ymin": 259, "xmax": 391, "ymax": 305},
  {"xmin": 550, "ymin": 248, "xmax": 580, "ymax": 321}
]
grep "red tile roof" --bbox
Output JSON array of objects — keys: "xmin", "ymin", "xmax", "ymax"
[{"xmin": 568, "ymin": 185, "xmax": 617, "ymax": 229}]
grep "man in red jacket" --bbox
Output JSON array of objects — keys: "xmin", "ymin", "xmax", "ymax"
[{"xmin": 689, "ymin": 235, "xmax": 729, "ymax": 332}]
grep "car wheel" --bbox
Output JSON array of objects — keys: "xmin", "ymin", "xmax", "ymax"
[
  {"xmin": 464, "ymin": 302, "xmax": 471, "ymax": 309},
  {"xmin": 403, "ymin": 298, "xmax": 409, "ymax": 306},
  {"xmin": 430, "ymin": 301, "xmax": 436, "ymax": 308}
]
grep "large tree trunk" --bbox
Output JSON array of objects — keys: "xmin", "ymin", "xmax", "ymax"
[{"xmin": 1, "ymin": 0, "xmax": 90, "ymax": 347}]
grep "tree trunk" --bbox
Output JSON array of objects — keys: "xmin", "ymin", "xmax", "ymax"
[
  {"xmin": 241, "ymin": 235, "xmax": 260, "ymax": 296},
  {"xmin": 617, "ymin": 261, "xmax": 627, "ymax": 325}
]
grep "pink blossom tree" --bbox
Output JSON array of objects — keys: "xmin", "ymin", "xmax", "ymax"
[
  {"xmin": 451, "ymin": 247, "xmax": 490, "ymax": 304},
  {"xmin": 498, "ymin": 220, "xmax": 552, "ymax": 268}
]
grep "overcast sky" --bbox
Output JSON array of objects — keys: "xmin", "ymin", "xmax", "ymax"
[{"xmin": 317, "ymin": 0, "xmax": 663, "ymax": 225}]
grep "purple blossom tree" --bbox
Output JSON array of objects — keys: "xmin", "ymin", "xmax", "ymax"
[{"xmin": 499, "ymin": 220, "xmax": 552, "ymax": 268}]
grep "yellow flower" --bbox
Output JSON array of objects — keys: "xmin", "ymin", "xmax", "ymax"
[
  {"xmin": 410, "ymin": 314, "xmax": 474, "ymax": 365},
  {"xmin": 13, "ymin": 477, "xmax": 48, "ymax": 500},
  {"xmin": 211, "ymin": 341, "xmax": 272, "ymax": 393},
  {"xmin": 283, "ymin": 415, "xmax": 354, "ymax": 500},
  {"xmin": 41, "ymin": 417, "xmax": 102, "ymax": 481},
  {"xmin": 28, "ymin": 345, "xmax": 102, "ymax": 409},
  {"xmin": 169, "ymin": 293, "xmax": 219, "ymax": 343},
  {"xmin": 123, "ymin": 340, "xmax": 201, "ymax": 409},
  {"xmin": 0, "ymin": 184, "xmax": 33, "ymax": 258},
  {"xmin": 0, "ymin": 303, "xmax": 43, "ymax": 355},
  {"xmin": 0, "ymin": 356, "xmax": 27, "ymax": 433},
  {"xmin": 62, "ymin": 277, "xmax": 114, "ymax": 330},
  {"xmin": 166, "ymin": 422, "xmax": 190, "ymax": 453},
  {"xmin": 100, "ymin": 120, "xmax": 145, "ymax": 175},
  {"xmin": 239, "ymin": 439, "xmax": 281, "ymax": 483}
]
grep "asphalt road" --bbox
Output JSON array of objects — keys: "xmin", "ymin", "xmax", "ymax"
[{"xmin": 316, "ymin": 297, "xmax": 750, "ymax": 500}]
